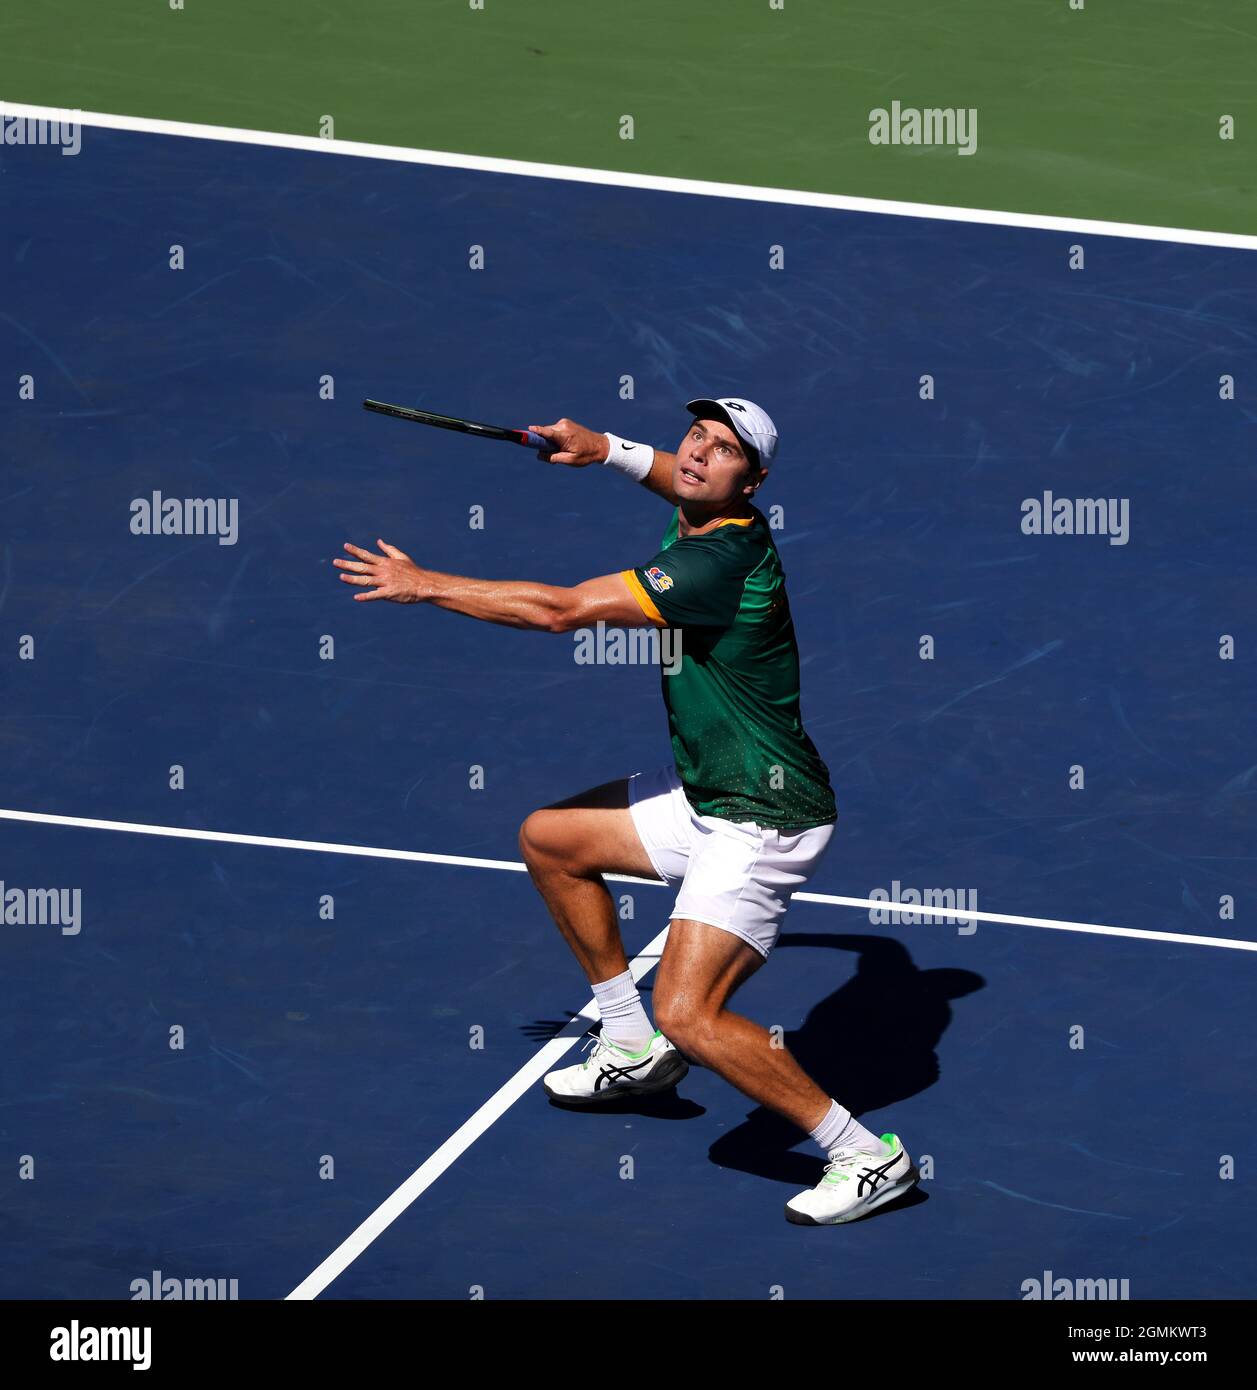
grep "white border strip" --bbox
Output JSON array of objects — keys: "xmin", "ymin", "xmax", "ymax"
[
  {"xmin": 2, "ymin": 806, "xmax": 1252, "ymax": 951},
  {"xmin": 2, "ymin": 101, "xmax": 1254, "ymax": 251}
]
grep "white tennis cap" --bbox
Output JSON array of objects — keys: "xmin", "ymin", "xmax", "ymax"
[{"xmin": 684, "ymin": 397, "xmax": 778, "ymax": 467}]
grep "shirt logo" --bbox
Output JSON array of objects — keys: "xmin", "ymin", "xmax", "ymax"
[{"xmin": 644, "ymin": 566, "xmax": 673, "ymax": 593}]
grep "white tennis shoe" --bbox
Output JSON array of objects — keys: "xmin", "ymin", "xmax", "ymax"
[
  {"xmin": 543, "ymin": 1029, "xmax": 689, "ymax": 1105},
  {"xmin": 785, "ymin": 1133, "xmax": 919, "ymax": 1225}
]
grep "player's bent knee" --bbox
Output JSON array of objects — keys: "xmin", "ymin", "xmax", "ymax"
[
  {"xmin": 519, "ymin": 808, "xmax": 581, "ymax": 871},
  {"xmin": 518, "ymin": 810, "xmax": 551, "ymax": 864},
  {"xmin": 655, "ymin": 999, "xmax": 707, "ymax": 1055}
]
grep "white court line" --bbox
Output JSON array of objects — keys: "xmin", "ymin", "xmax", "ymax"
[
  {"xmin": 0, "ymin": 806, "xmax": 656, "ymax": 886},
  {"xmin": 793, "ymin": 890, "xmax": 1257, "ymax": 951},
  {"xmin": 1, "ymin": 101, "xmax": 1254, "ymax": 251},
  {"xmin": 5, "ymin": 802, "xmax": 1254, "ymax": 1299},
  {"xmin": 2, "ymin": 806, "xmax": 1253, "ymax": 951},
  {"xmin": 286, "ymin": 931, "xmax": 670, "ymax": 1301}
]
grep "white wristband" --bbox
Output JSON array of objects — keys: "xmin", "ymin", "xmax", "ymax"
[{"xmin": 602, "ymin": 432, "xmax": 654, "ymax": 482}]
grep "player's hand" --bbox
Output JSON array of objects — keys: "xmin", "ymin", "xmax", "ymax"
[
  {"xmin": 526, "ymin": 418, "xmax": 609, "ymax": 467},
  {"xmin": 335, "ymin": 540, "xmax": 428, "ymax": 603}
]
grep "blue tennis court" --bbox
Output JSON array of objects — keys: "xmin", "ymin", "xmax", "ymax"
[{"xmin": 3, "ymin": 126, "xmax": 1254, "ymax": 1299}]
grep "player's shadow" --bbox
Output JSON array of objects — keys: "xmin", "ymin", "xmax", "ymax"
[{"xmin": 708, "ymin": 933, "xmax": 983, "ymax": 1187}]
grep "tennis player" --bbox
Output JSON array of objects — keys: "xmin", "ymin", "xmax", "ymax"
[{"xmin": 335, "ymin": 397, "xmax": 918, "ymax": 1225}]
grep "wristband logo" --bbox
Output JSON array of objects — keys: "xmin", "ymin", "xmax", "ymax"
[{"xmin": 645, "ymin": 567, "xmax": 673, "ymax": 593}]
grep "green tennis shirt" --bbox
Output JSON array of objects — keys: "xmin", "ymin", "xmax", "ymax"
[{"xmin": 621, "ymin": 505, "xmax": 836, "ymax": 830}]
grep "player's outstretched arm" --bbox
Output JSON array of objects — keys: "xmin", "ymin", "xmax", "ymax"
[
  {"xmin": 335, "ymin": 541, "xmax": 663, "ymax": 633},
  {"xmin": 528, "ymin": 417, "xmax": 679, "ymax": 504},
  {"xmin": 636, "ymin": 450, "xmax": 679, "ymax": 503}
]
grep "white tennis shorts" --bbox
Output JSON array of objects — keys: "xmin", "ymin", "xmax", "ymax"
[{"xmin": 627, "ymin": 765, "xmax": 835, "ymax": 959}]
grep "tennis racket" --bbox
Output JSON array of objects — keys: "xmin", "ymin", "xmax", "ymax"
[{"xmin": 363, "ymin": 400, "xmax": 553, "ymax": 452}]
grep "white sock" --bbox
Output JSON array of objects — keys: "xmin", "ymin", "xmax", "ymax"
[
  {"xmin": 592, "ymin": 970, "xmax": 655, "ymax": 1055},
  {"xmin": 810, "ymin": 1099, "xmax": 891, "ymax": 1157}
]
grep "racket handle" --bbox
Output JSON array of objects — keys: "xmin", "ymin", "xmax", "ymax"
[{"xmin": 521, "ymin": 429, "xmax": 555, "ymax": 452}]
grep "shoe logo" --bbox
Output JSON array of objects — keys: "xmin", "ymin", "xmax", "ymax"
[
  {"xmin": 856, "ymin": 1152, "xmax": 901, "ymax": 1198},
  {"xmin": 594, "ymin": 1055, "xmax": 655, "ymax": 1091}
]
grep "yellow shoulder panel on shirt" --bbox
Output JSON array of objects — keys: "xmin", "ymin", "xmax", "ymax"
[{"xmin": 620, "ymin": 569, "xmax": 666, "ymax": 627}]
